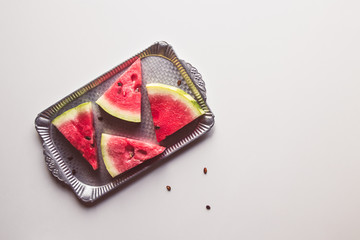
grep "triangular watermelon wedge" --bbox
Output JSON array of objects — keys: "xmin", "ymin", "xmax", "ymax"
[
  {"xmin": 96, "ymin": 58, "xmax": 142, "ymax": 122},
  {"xmin": 146, "ymin": 83, "xmax": 205, "ymax": 143},
  {"xmin": 52, "ymin": 102, "xmax": 98, "ymax": 170},
  {"xmin": 101, "ymin": 133, "xmax": 166, "ymax": 177}
]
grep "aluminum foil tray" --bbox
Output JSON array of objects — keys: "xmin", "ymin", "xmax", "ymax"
[{"xmin": 35, "ymin": 41, "xmax": 215, "ymax": 203}]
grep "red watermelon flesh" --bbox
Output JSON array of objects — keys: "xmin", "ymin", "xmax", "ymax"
[
  {"xmin": 146, "ymin": 83, "xmax": 205, "ymax": 143},
  {"xmin": 96, "ymin": 58, "xmax": 142, "ymax": 122},
  {"xmin": 52, "ymin": 102, "xmax": 98, "ymax": 170},
  {"xmin": 101, "ymin": 133, "xmax": 165, "ymax": 177}
]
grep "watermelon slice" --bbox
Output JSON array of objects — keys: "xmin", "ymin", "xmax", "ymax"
[
  {"xmin": 101, "ymin": 133, "xmax": 166, "ymax": 177},
  {"xmin": 52, "ymin": 102, "xmax": 98, "ymax": 170},
  {"xmin": 96, "ymin": 58, "xmax": 142, "ymax": 122},
  {"xmin": 146, "ymin": 83, "xmax": 205, "ymax": 143}
]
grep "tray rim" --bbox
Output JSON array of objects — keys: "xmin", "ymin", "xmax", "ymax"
[{"xmin": 35, "ymin": 41, "xmax": 215, "ymax": 203}]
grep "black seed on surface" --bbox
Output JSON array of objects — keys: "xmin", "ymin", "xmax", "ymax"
[
  {"xmin": 72, "ymin": 169, "xmax": 77, "ymax": 175},
  {"xmin": 85, "ymin": 136, "xmax": 91, "ymax": 140},
  {"xmin": 177, "ymin": 80, "xmax": 181, "ymax": 86},
  {"xmin": 166, "ymin": 186, "xmax": 171, "ymax": 191},
  {"xmin": 206, "ymin": 205, "xmax": 211, "ymax": 210},
  {"xmin": 98, "ymin": 116, "xmax": 103, "ymax": 121},
  {"xmin": 155, "ymin": 125, "xmax": 160, "ymax": 130},
  {"xmin": 204, "ymin": 167, "xmax": 207, "ymax": 174},
  {"xmin": 117, "ymin": 82, "xmax": 122, "ymax": 86}
]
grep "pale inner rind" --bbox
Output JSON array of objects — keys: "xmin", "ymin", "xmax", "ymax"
[
  {"xmin": 52, "ymin": 102, "xmax": 92, "ymax": 127},
  {"xmin": 101, "ymin": 133, "xmax": 119, "ymax": 177},
  {"xmin": 146, "ymin": 83, "xmax": 205, "ymax": 117},
  {"xmin": 96, "ymin": 96, "xmax": 140, "ymax": 123}
]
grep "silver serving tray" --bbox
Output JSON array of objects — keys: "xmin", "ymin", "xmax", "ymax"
[{"xmin": 35, "ymin": 41, "xmax": 215, "ymax": 203}]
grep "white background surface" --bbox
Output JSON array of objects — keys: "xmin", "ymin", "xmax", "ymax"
[{"xmin": 1, "ymin": 0, "xmax": 360, "ymax": 239}]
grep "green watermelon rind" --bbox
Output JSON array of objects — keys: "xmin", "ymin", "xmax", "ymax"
[
  {"xmin": 101, "ymin": 133, "xmax": 119, "ymax": 177},
  {"xmin": 96, "ymin": 97, "xmax": 141, "ymax": 123},
  {"xmin": 146, "ymin": 83, "xmax": 205, "ymax": 117},
  {"xmin": 52, "ymin": 102, "xmax": 92, "ymax": 127}
]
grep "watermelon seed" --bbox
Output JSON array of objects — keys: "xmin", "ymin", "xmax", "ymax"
[
  {"xmin": 98, "ymin": 116, "xmax": 103, "ymax": 121},
  {"xmin": 117, "ymin": 82, "xmax": 122, "ymax": 87},
  {"xmin": 72, "ymin": 169, "xmax": 77, "ymax": 175},
  {"xmin": 155, "ymin": 125, "xmax": 160, "ymax": 130},
  {"xmin": 85, "ymin": 136, "xmax": 91, "ymax": 140},
  {"xmin": 206, "ymin": 205, "xmax": 211, "ymax": 210},
  {"xmin": 134, "ymin": 84, "xmax": 141, "ymax": 93},
  {"xmin": 204, "ymin": 167, "xmax": 207, "ymax": 174},
  {"xmin": 177, "ymin": 80, "xmax": 181, "ymax": 86},
  {"xmin": 138, "ymin": 149, "xmax": 147, "ymax": 155},
  {"xmin": 126, "ymin": 145, "xmax": 135, "ymax": 158},
  {"xmin": 91, "ymin": 143, "xmax": 95, "ymax": 148},
  {"xmin": 166, "ymin": 186, "xmax": 171, "ymax": 191},
  {"xmin": 131, "ymin": 74, "xmax": 137, "ymax": 81}
]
